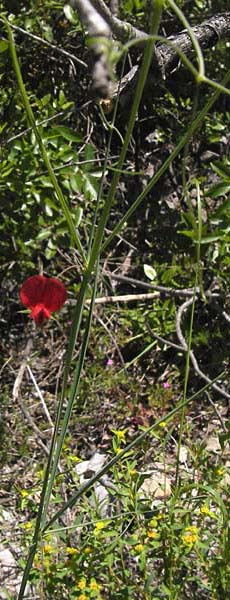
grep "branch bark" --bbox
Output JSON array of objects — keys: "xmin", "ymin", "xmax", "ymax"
[
  {"xmin": 72, "ymin": 1, "xmax": 230, "ymax": 100},
  {"xmin": 110, "ymin": 12, "xmax": 230, "ymax": 99}
]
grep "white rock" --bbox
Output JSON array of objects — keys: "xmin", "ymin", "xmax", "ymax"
[{"xmin": 139, "ymin": 470, "xmax": 171, "ymax": 500}]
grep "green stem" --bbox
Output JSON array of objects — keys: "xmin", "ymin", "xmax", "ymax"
[
  {"xmin": 175, "ymin": 182, "xmax": 202, "ymax": 486},
  {"xmin": 102, "ymin": 69, "xmax": 230, "ymax": 252},
  {"xmin": 43, "ymin": 372, "xmax": 225, "ymax": 532},
  {"xmin": 167, "ymin": 0, "xmax": 205, "ymax": 78},
  {"xmin": 3, "ymin": 17, "xmax": 85, "ymax": 262}
]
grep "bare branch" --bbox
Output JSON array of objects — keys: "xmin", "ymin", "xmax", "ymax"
[
  {"xmin": 71, "ymin": 0, "xmax": 112, "ymax": 97},
  {"xmin": 71, "ymin": 0, "xmax": 110, "ymax": 37},
  {"xmin": 103, "ymin": 270, "xmax": 199, "ymax": 297},
  {"xmin": 90, "ymin": 0, "xmax": 148, "ymax": 43},
  {"xmin": 86, "ymin": 291, "xmax": 160, "ymax": 303},
  {"xmin": 108, "ymin": 12, "xmax": 230, "ymax": 99},
  {"xmin": 175, "ymin": 298, "xmax": 230, "ymax": 401},
  {"xmin": 10, "ymin": 23, "xmax": 87, "ymax": 68}
]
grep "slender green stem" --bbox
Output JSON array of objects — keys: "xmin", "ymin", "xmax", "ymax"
[
  {"xmin": 3, "ymin": 17, "xmax": 85, "ymax": 262},
  {"xmin": 40, "ymin": 262, "xmax": 100, "ymax": 528},
  {"xmin": 102, "ymin": 69, "xmax": 230, "ymax": 252},
  {"xmin": 17, "ymin": 264, "xmax": 99, "ymax": 599},
  {"xmin": 86, "ymin": 1, "xmax": 163, "ymax": 277},
  {"xmin": 201, "ymin": 75, "xmax": 230, "ymax": 96},
  {"xmin": 167, "ymin": 0, "xmax": 205, "ymax": 79},
  {"xmin": 30, "ymin": 0, "xmax": 164, "ymax": 535},
  {"xmin": 175, "ymin": 183, "xmax": 202, "ymax": 486},
  {"xmin": 123, "ymin": 33, "xmax": 199, "ymax": 79},
  {"xmin": 43, "ymin": 372, "xmax": 225, "ymax": 532}
]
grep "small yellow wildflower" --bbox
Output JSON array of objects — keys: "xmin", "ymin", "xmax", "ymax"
[
  {"xmin": 90, "ymin": 579, "xmax": 101, "ymax": 591},
  {"xmin": 147, "ymin": 530, "xmax": 158, "ymax": 539},
  {"xmin": 156, "ymin": 512, "xmax": 164, "ymax": 520},
  {"xmin": 78, "ymin": 595, "xmax": 87, "ymax": 600},
  {"xmin": 134, "ymin": 543, "xmax": 144, "ymax": 552},
  {"xmin": 182, "ymin": 526, "xmax": 199, "ymax": 546},
  {"xmin": 66, "ymin": 546, "xmax": 78, "ymax": 555},
  {"xmin": 95, "ymin": 521, "xmax": 106, "ymax": 531},
  {"xmin": 200, "ymin": 505, "xmax": 217, "ymax": 519},
  {"xmin": 159, "ymin": 421, "xmax": 167, "ymax": 428},
  {"xmin": 23, "ymin": 521, "xmax": 33, "ymax": 530},
  {"xmin": 43, "ymin": 544, "xmax": 53, "ymax": 554},
  {"xmin": 77, "ymin": 578, "xmax": 87, "ymax": 590},
  {"xmin": 115, "ymin": 447, "xmax": 122, "ymax": 454},
  {"xmin": 69, "ymin": 455, "xmax": 81, "ymax": 463},
  {"xmin": 84, "ymin": 546, "xmax": 92, "ymax": 554},
  {"xmin": 216, "ymin": 468, "xmax": 223, "ymax": 476},
  {"xmin": 111, "ymin": 428, "xmax": 128, "ymax": 442},
  {"xmin": 129, "ymin": 469, "xmax": 137, "ymax": 476},
  {"xmin": 20, "ymin": 489, "xmax": 30, "ymax": 498}
]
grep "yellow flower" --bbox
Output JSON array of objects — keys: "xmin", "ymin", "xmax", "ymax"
[
  {"xmin": 66, "ymin": 546, "xmax": 79, "ymax": 555},
  {"xmin": 147, "ymin": 530, "xmax": 158, "ymax": 539},
  {"xmin": 96, "ymin": 521, "xmax": 105, "ymax": 530},
  {"xmin": 115, "ymin": 447, "xmax": 122, "ymax": 454},
  {"xmin": 23, "ymin": 521, "xmax": 33, "ymax": 530},
  {"xmin": 78, "ymin": 595, "xmax": 87, "ymax": 600},
  {"xmin": 94, "ymin": 520, "xmax": 108, "ymax": 535},
  {"xmin": 159, "ymin": 421, "xmax": 167, "ymax": 428},
  {"xmin": 182, "ymin": 526, "xmax": 199, "ymax": 546},
  {"xmin": 69, "ymin": 455, "xmax": 81, "ymax": 463},
  {"xmin": 129, "ymin": 469, "xmax": 137, "ymax": 476},
  {"xmin": 77, "ymin": 578, "xmax": 87, "ymax": 590},
  {"xmin": 90, "ymin": 579, "xmax": 101, "ymax": 591},
  {"xmin": 200, "ymin": 505, "xmax": 217, "ymax": 519},
  {"xmin": 156, "ymin": 512, "xmax": 164, "ymax": 520},
  {"xmin": 111, "ymin": 428, "xmax": 128, "ymax": 442},
  {"xmin": 216, "ymin": 468, "xmax": 223, "ymax": 476},
  {"xmin": 20, "ymin": 489, "xmax": 30, "ymax": 498},
  {"xmin": 43, "ymin": 544, "xmax": 53, "ymax": 554},
  {"xmin": 134, "ymin": 543, "xmax": 144, "ymax": 552},
  {"xmin": 84, "ymin": 546, "xmax": 92, "ymax": 554}
]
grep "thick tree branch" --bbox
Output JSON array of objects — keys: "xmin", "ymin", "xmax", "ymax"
[
  {"xmin": 70, "ymin": 1, "xmax": 230, "ymax": 100},
  {"xmin": 110, "ymin": 12, "xmax": 230, "ymax": 98},
  {"xmin": 70, "ymin": 0, "xmax": 112, "ymax": 97},
  {"xmin": 155, "ymin": 12, "xmax": 230, "ymax": 76},
  {"xmin": 89, "ymin": 0, "xmax": 148, "ymax": 42}
]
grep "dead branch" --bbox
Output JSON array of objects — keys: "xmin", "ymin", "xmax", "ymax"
[
  {"xmin": 175, "ymin": 297, "xmax": 230, "ymax": 401},
  {"xmin": 10, "ymin": 23, "xmax": 87, "ymax": 68},
  {"xmin": 103, "ymin": 270, "xmax": 199, "ymax": 297},
  {"xmin": 70, "ymin": 0, "xmax": 112, "ymax": 98},
  {"xmin": 86, "ymin": 291, "xmax": 160, "ymax": 304}
]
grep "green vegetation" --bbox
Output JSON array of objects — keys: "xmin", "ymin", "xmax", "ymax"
[{"xmin": 0, "ymin": 1, "xmax": 229, "ymax": 598}]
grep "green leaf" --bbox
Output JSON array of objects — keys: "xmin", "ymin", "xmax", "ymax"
[
  {"xmin": 49, "ymin": 126, "xmax": 82, "ymax": 142},
  {"xmin": 75, "ymin": 206, "xmax": 83, "ymax": 227},
  {"xmin": 63, "ymin": 4, "xmax": 79, "ymax": 24},
  {"xmin": 207, "ymin": 182, "xmax": 230, "ymax": 198},
  {"xmin": 0, "ymin": 40, "xmax": 8, "ymax": 52},
  {"xmin": 144, "ymin": 264, "xmax": 157, "ymax": 281}
]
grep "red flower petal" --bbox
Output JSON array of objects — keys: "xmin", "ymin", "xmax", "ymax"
[
  {"xmin": 20, "ymin": 275, "xmax": 47, "ymax": 308},
  {"xmin": 31, "ymin": 304, "xmax": 51, "ymax": 326},
  {"xmin": 20, "ymin": 275, "xmax": 67, "ymax": 325},
  {"xmin": 42, "ymin": 277, "xmax": 67, "ymax": 312}
]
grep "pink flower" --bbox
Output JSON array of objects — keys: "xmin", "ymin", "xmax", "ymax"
[
  {"xmin": 163, "ymin": 381, "xmax": 171, "ymax": 389},
  {"xmin": 20, "ymin": 275, "xmax": 67, "ymax": 326},
  {"xmin": 106, "ymin": 358, "xmax": 113, "ymax": 366}
]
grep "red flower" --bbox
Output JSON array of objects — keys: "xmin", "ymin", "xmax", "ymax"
[{"xmin": 20, "ymin": 275, "xmax": 67, "ymax": 326}]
